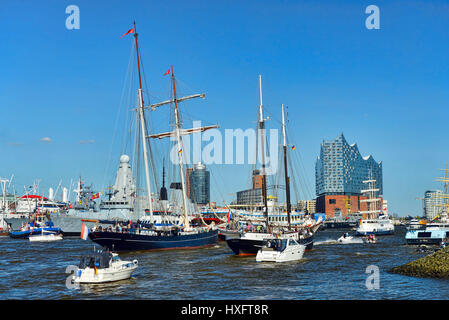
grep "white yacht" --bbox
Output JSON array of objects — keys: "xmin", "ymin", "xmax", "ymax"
[
  {"xmin": 72, "ymin": 251, "xmax": 138, "ymax": 284},
  {"xmin": 256, "ymin": 238, "xmax": 305, "ymax": 262},
  {"xmin": 356, "ymin": 215, "xmax": 394, "ymax": 236},
  {"xmin": 29, "ymin": 229, "xmax": 63, "ymax": 242}
]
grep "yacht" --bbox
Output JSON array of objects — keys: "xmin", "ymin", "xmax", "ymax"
[
  {"xmin": 29, "ymin": 229, "xmax": 63, "ymax": 242},
  {"xmin": 72, "ymin": 251, "xmax": 138, "ymax": 284},
  {"xmin": 256, "ymin": 238, "xmax": 306, "ymax": 263},
  {"xmin": 356, "ymin": 215, "xmax": 395, "ymax": 236}
]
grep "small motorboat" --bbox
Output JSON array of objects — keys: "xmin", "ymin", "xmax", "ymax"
[
  {"xmin": 72, "ymin": 251, "xmax": 138, "ymax": 284},
  {"xmin": 365, "ymin": 235, "xmax": 377, "ymax": 244},
  {"xmin": 337, "ymin": 233, "xmax": 354, "ymax": 243},
  {"xmin": 29, "ymin": 229, "xmax": 63, "ymax": 242},
  {"xmin": 256, "ymin": 238, "xmax": 306, "ymax": 263}
]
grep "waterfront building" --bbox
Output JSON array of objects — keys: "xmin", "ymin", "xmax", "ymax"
[
  {"xmin": 297, "ymin": 199, "xmax": 317, "ymax": 214},
  {"xmin": 236, "ymin": 188, "xmax": 263, "ymax": 205},
  {"xmin": 188, "ymin": 162, "xmax": 210, "ymax": 205},
  {"xmin": 235, "ymin": 170, "xmax": 264, "ymax": 206},
  {"xmin": 424, "ymin": 190, "xmax": 443, "ymax": 220},
  {"xmin": 307, "ymin": 199, "xmax": 316, "ymax": 214},
  {"xmin": 315, "ymin": 133, "xmax": 383, "ymax": 218}
]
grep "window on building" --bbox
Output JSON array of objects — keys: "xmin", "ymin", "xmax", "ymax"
[{"xmin": 329, "ymin": 199, "xmax": 336, "ymax": 204}]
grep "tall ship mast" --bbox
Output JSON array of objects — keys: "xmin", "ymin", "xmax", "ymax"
[
  {"xmin": 257, "ymin": 75, "xmax": 270, "ymax": 232},
  {"xmin": 359, "ymin": 168, "xmax": 382, "ymax": 219},
  {"xmin": 433, "ymin": 162, "xmax": 449, "ymax": 221},
  {"xmin": 281, "ymin": 104, "xmax": 292, "ymax": 229}
]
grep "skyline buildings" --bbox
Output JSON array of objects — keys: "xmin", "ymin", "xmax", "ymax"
[
  {"xmin": 188, "ymin": 162, "xmax": 210, "ymax": 206},
  {"xmin": 2, "ymin": 2, "xmax": 449, "ymax": 217},
  {"xmin": 423, "ymin": 190, "xmax": 443, "ymax": 220}
]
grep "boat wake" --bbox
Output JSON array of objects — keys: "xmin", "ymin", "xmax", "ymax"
[
  {"xmin": 315, "ymin": 238, "xmax": 364, "ymax": 245},
  {"xmin": 315, "ymin": 239, "xmax": 338, "ymax": 245},
  {"xmin": 338, "ymin": 238, "xmax": 364, "ymax": 244}
]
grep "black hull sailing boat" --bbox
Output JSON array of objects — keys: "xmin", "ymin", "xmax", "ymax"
[
  {"xmin": 225, "ymin": 85, "xmax": 318, "ymax": 256},
  {"xmin": 226, "ymin": 234, "xmax": 314, "ymax": 256},
  {"xmin": 88, "ymin": 23, "xmax": 218, "ymax": 251}
]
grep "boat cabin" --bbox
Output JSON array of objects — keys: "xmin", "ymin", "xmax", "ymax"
[{"xmin": 78, "ymin": 252, "xmax": 113, "ymax": 270}]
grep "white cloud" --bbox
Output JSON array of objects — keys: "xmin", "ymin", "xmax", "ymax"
[{"xmin": 40, "ymin": 137, "xmax": 52, "ymax": 143}]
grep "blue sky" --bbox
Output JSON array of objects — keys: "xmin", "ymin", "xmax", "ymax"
[{"xmin": 1, "ymin": 0, "xmax": 448, "ymax": 216}]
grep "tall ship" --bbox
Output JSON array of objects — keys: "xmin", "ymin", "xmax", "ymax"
[
  {"xmin": 225, "ymin": 86, "xmax": 321, "ymax": 256},
  {"xmin": 88, "ymin": 23, "xmax": 218, "ymax": 251},
  {"xmin": 405, "ymin": 164, "xmax": 449, "ymax": 245},
  {"xmin": 355, "ymin": 170, "xmax": 394, "ymax": 236}
]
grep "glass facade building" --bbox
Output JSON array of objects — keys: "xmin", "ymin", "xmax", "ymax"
[
  {"xmin": 189, "ymin": 162, "xmax": 210, "ymax": 205},
  {"xmin": 424, "ymin": 190, "xmax": 443, "ymax": 220},
  {"xmin": 316, "ymin": 133, "xmax": 383, "ymax": 197}
]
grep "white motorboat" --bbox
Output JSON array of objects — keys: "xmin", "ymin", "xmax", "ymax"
[
  {"xmin": 356, "ymin": 216, "xmax": 394, "ymax": 236},
  {"xmin": 29, "ymin": 229, "xmax": 63, "ymax": 242},
  {"xmin": 337, "ymin": 233, "xmax": 354, "ymax": 243},
  {"xmin": 72, "ymin": 251, "xmax": 138, "ymax": 284},
  {"xmin": 256, "ymin": 238, "xmax": 305, "ymax": 263}
]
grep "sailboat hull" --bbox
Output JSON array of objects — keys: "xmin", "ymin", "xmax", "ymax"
[
  {"xmin": 226, "ymin": 234, "xmax": 314, "ymax": 256},
  {"xmin": 88, "ymin": 229, "xmax": 218, "ymax": 251}
]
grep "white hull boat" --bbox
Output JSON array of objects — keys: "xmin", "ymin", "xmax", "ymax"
[
  {"xmin": 29, "ymin": 230, "xmax": 63, "ymax": 242},
  {"xmin": 256, "ymin": 238, "xmax": 305, "ymax": 263},
  {"xmin": 73, "ymin": 252, "xmax": 138, "ymax": 284}
]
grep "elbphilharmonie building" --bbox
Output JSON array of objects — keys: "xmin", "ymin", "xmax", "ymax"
[{"xmin": 315, "ymin": 133, "xmax": 383, "ymax": 217}]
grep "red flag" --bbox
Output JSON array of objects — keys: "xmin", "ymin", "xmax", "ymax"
[
  {"xmin": 163, "ymin": 69, "xmax": 170, "ymax": 76},
  {"xmin": 90, "ymin": 193, "xmax": 99, "ymax": 200},
  {"xmin": 120, "ymin": 28, "xmax": 135, "ymax": 38}
]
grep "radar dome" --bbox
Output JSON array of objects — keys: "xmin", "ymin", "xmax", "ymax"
[{"xmin": 120, "ymin": 155, "xmax": 130, "ymax": 163}]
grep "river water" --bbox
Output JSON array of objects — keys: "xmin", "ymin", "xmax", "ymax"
[{"xmin": 1, "ymin": 226, "xmax": 448, "ymax": 300}]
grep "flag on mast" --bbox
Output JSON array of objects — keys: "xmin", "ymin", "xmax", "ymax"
[
  {"xmin": 163, "ymin": 69, "xmax": 170, "ymax": 76},
  {"xmin": 227, "ymin": 208, "xmax": 232, "ymax": 223},
  {"xmin": 120, "ymin": 28, "xmax": 135, "ymax": 38}
]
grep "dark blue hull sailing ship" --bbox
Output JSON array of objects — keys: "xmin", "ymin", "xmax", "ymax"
[
  {"xmin": 89, "ymin": 229, "xmax": 218, "ymax": 251},
  {"xmin": 88, "ymin": 23, "xmax": 220, "ymax": 252}
]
